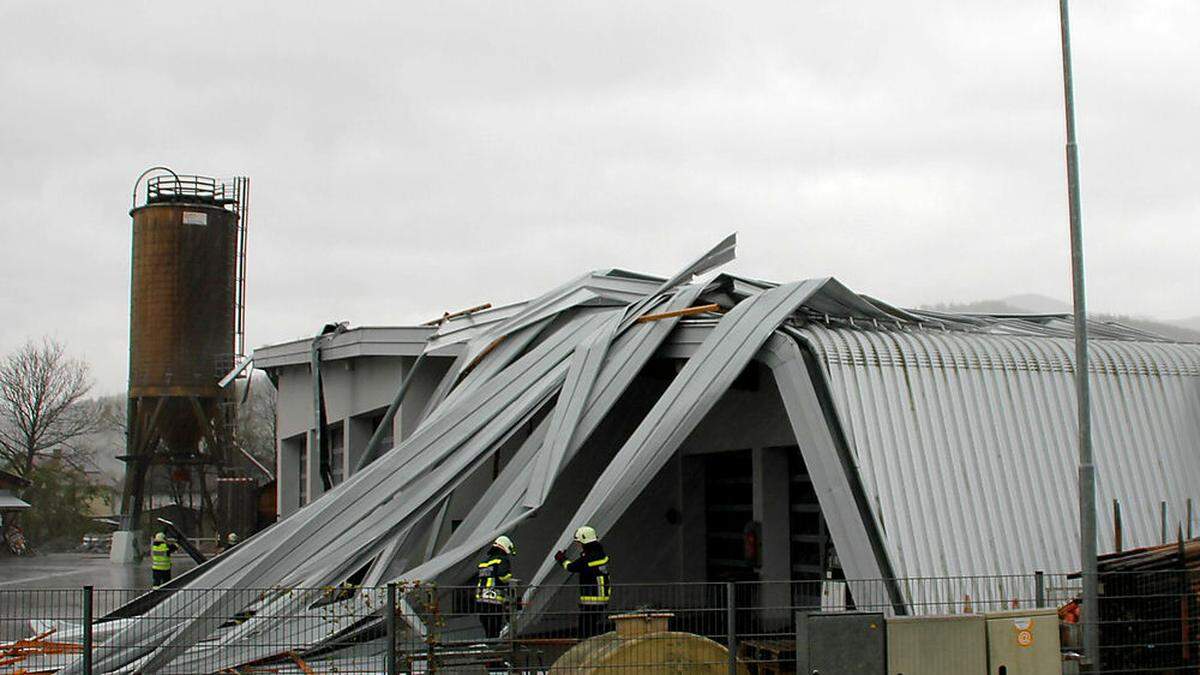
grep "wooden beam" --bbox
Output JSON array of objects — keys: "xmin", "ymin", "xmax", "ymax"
[
  {"xmin": 457, "ymin": 335, "xmax": 507, "ymax": 380},
  {"xmin": 287, "ymin": 651, "xmax": 316, "ymax": 675},
  {"xmin": 634, "ymin": 304, "xmax": 722, "ymax": 324},
  {"xmin": 422, "ymin": 303, "xmax": 493, "ymax": 326}
]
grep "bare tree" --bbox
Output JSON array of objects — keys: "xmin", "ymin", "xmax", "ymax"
[
  {"xmin": 0, "ymin": 338, "xmax": 99, "ymax": 477},
  {"xmin": 236, "ymin": 373, "xmax": 277, "ymax": 474}
]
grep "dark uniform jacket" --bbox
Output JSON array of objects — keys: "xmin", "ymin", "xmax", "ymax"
[
  {"xmin": 475, "ymin": 546, "xmax": 513, "ymax": 605},
  {"xmin": 561, "ymin": 541, "xmax": 611, "ymax": 605}
]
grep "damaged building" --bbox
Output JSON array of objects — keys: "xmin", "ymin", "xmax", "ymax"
[{"xmin": 61, "ymin": 236, "xmax": 1200, "ymax": 673}]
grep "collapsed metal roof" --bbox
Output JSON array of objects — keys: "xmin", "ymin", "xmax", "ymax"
[{"xmin": 66, "ymin": 234, "xmax": 1200, "ymax": 673}]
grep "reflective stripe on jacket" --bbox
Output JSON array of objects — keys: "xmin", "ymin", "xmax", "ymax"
[
  {"xmin": 561, "ymin": 541, "xmax": 611, "ymax": 605},
  {"xmin": 475, "ymin": 548, "xmax": 513, "ymax": 605},
  {"xmin": 151, "ymin": 542, "xmax": 172, "ymax": 571}
]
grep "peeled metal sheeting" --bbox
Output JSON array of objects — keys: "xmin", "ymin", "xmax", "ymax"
[
  {"xmin": 520, "ymin": 279, "xmax": 829, "ymax": 622},
  {"xmin": 79, "ymin": 241, "xmax": 740, "ymax": 674},
  {"xmin": 402, "ymin": 284, "xmax": 709, "ymax": 586}
]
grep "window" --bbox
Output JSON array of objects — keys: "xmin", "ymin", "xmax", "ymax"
[
  {"xmin": 369, "ymin": 412, "xmax": 393, "ymax": 449},
  {"xmin": 704, "ymin": 449, "xmax": 754, "ymax": 581},
  {"xmin": 280, "ymin": 433, "xmax": 307, "ymax": 510},
  {"xmin": 329, "ymin": 423, "xmax": 345, "ymax": 486},
  {"xmin": 298, "ymin": 442, "xmax": 308, "ymax": 506}
]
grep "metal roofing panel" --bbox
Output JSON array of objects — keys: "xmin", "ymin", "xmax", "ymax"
[
  {"xmin": 398, "ymin": 285, "xmax": 711, "ymax": 587},
  {"xmin": 394, "ymin": 284, "xmax": 708, "ymax": 583},
  {"xmin": 796, "ymin": 324, "xmax": 1200, "ymax": 580},
  {"xmin": 520, "ymin": 279, "xmax": 828, "ymax": 623},
  {"xmin": 86, "ymin": 310, "xmax": 616, "ymax": 674},
  {"xmin": 85, "ymin": 249, "xmax": 735, "ymax": 673}
]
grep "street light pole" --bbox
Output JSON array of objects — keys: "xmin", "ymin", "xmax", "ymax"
[{"xmin": 1058, "ymin": 0, "xmax": 1099, "ymax": 667}]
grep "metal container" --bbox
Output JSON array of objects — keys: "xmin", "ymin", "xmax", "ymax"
[
  {"xmin": 985, "ymin": 608, "xmax": 1061, "ymax": 675},
  {"xmin": 797, "ymin": 611, "xmax": 887, "ymax": 675},
  {"xmin": 887, "ymin": 614, "xmax": 987, "ymax": 675},
  {"xmin": 129, "ymin": 195, "xmax": 237, "ymax": 399},
  {"xmin": 551, "ymin": 612, "xmax": 750, "ymax": 674}
]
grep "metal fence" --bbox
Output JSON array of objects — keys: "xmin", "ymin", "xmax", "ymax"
[{"xmin": 0, "ymin": 572, "xmax": 1195, "ymax": 673}]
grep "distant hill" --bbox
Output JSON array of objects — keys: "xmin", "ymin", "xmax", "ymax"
[
  {"xmin": 920, "ymin": 296, "xmax": 1200, "ymax": 343},
  {"xmin": 1002, "ymin": 294, "xmax": 1072, "ymax": 314},
  {"xmin": 1174, "ymin": 316, "xmax": 1200, "ymax": 332}
]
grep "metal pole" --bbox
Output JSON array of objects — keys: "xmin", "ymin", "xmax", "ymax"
[
  {"xmin": 386, "ymin": 582, "xmax": 398, "ymax": 675},
  {"xmin": 1035, "ymin": 571, "xmax": 1046, "ymax": 609},
  {"xmin": 725, "ymin": 582, "xmax": 737, "ymax": 675},
  {"xmin": 1113, "ymin": 499, "xmax": 1123, "ymax": 553},
  {"xmin": 82, "ymin": 585, "xmax": 94, "ymax": 675},
  {"xmin": 1058, "ymin": 0, "xmax": 1099, "ymax": 666}
]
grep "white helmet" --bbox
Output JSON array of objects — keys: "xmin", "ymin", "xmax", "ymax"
[
  {"xmin": 574, "ymin": 526, "xmax": 598, "ymax": 544},
  {"xmin": 227, "ymin": 533, "xmax": 238, "ymax": 544},
  {"xmin": 154, "ymin": 532, "xmax": 166, "ymax": 543},
  {"xmin": 493, "ymin": 535, "xmax": 516, "ymax": 555}
]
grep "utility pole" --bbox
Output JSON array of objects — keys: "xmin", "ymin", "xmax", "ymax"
[{"xmin": 1058, "ymin": 0, "xmax": 1099, "ymax": 667}]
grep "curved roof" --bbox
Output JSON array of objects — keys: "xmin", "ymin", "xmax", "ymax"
[
  {"xmin": 86, "ymin": 235, "xmax": 1199, "ymax": 671},
  {"xmin": 797, "ymin": 324, "xmax": 1200, "ymax": 579}
]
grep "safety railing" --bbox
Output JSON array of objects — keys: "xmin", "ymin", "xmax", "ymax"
[{"xmin": 0, "ymin": 571, "xmax": 1194, "ymax": 673}]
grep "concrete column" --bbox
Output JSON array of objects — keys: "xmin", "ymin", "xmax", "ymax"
[
  {"xmin": 753, "ymin": 446, "xmax": 792, "ymax": 623},
  {"xmin": 277, "ymin": 434, "xmax": 303, "ymax": 519}
]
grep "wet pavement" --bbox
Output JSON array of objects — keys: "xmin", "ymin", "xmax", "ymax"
[
  {"xmin": 0, "ymin": 551, "xmax": 197, "ymax": 590},
  {"xmin": 0, "ymin": 552, "xmax": 199, "ymax": 640}
]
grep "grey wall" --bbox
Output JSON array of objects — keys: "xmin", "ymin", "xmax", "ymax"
[
  {"xmin": 272, "ymin": 353, "xmax": 808, "ymax": 594},
  {"xmin": 273, "ymin": 354, "xmax": 453, "ymax": 518}
]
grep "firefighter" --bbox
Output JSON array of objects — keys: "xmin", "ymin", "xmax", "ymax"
[
  {"xmin": 220, "ymin": 532, "xmax": 239, "ymax": 552},
  {"xmin": 150, "ymin": 532, "xmax": 177, "ymax": 587},
  {"xmin": 475, "ymin": 535, "xmax": 516, "ymax": 639},
  {"xmin": 554, "ymin": 525, "xmax": 611, "ymax": 638}
]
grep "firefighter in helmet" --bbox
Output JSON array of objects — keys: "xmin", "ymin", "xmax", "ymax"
[
  {"xmin": 555, "ymin": 525, "xmax": 611, "ymax": 638},
  {"xmin": 475, "ymin": 535, "xmax": 517, "ymax": 639}
]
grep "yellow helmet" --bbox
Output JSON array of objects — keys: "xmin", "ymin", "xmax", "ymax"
[
  {"xmin": 493, "ymin": 535, "xmax": 516, "ymax": 555},
  {"xmin": 574, "ymin": 526, "xmax": 598, "ymax": 544}
]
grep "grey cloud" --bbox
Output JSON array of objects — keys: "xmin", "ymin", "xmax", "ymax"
[{"xmin": 1, "ymin": 0, "xmax": 1196, "ymax": 394}]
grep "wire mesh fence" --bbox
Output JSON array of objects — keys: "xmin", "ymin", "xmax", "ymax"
[{"xmin": 1, "ymin": 571, "xmax": 1197, "ymax": 673}]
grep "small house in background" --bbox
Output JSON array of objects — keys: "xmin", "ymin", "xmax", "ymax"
[{"xmin": 0, "ymin": 469, "xmax": 31, "ymax": 530}]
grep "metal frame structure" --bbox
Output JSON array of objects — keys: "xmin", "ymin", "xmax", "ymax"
[{"xmin": 65, "ymin": 236, "xmax": 1200, "ymax": 673}]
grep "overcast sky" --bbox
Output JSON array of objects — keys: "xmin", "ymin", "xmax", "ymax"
[{"xmin": 1, "ymin": 1, "xmax": 1197, "ymax": 395}]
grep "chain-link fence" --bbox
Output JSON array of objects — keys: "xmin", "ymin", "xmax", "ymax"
[{"xmin": 1, "ymin": 571, "xmax": 1195, "ymax": 673}]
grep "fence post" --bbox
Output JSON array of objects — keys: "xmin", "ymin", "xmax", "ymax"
[
  {"xmin": 82, "ymin": 585, "xmax": 93, "ymax": 675},
  {"xmin": 1162, "ymin": 501, "xmax": 1168, "ymax": 544},
  {"xmin": 386, "ymin": 582, "xmax": 398, "ymax": 675},
  {"xmin": 725, "ymin": 582, "xmax": 737, "ymax": 675},
  {"xmin": 1113, "ymin": 499, "xmax": 1123, "ymax": 553},
  {"xmin": 1034, "ymin": 571, "xmax": 1046, "ymax": 608}
]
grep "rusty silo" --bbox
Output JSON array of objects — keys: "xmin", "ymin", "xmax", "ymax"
[{"xmin": 114, "ymin": 168, "xmax": 250, "ymax": 559}]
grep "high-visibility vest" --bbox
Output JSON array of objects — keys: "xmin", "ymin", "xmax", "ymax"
[{"xmin": 151, "ymin": 542, "xmax": 172, "ymax": 571}]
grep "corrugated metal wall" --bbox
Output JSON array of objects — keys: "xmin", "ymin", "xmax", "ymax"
[{"xmin": 796, "ymin": 325, "xmax": 1200, "ymax": 578}]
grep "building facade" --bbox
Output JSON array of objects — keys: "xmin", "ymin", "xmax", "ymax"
[{"xmin": 253, "ymin": 327, "xmax": 453, "ymax": 518}]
